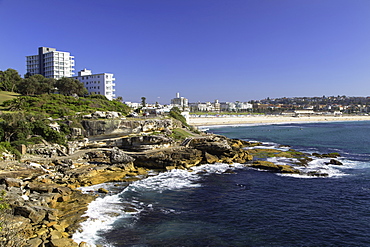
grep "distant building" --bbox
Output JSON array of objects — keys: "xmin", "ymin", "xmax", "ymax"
[
  {"xmin": 294, "ymin": 110, "xmax": 315, "ymax": 116},
  {"xmin": 220, "ymin": 102, "xmax": 236, "ymax": 112},
  {"xmin": 26, "ymin": 47, "xmax": 75, "ymax": 79},
  {"xmin": 190, "ymin": 101, "xmax": 216, "ymax": 112},
  {"xmin": 73, "ymin": 69, "xmax": 116, "ymax": 100},
  {"xmin": 235, "ymin": 102, "xmax": 253, "ymax": 111},
  {"xmin": 171, "ymin": 92, "xmax": 188, "ymax": 109}
]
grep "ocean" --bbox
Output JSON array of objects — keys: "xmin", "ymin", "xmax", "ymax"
[{"xmin": 73, "ymin": 121, "xmax": 370, "ymax": 247}]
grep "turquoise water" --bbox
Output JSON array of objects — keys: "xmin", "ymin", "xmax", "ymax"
[{"xmin": 74, "ymin": 121, "xmax": 370, "ymax": 247}]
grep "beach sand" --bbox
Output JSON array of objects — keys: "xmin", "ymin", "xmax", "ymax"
[{"xmin": 188, "ymin": 115, "xmax": 370, "ymax": 126}]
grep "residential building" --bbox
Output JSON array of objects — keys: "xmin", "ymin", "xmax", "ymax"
[
  {"xmin": 171, "ymin": 92, "xmax": 188, "ymax": 109},
  {"xmin": 220, "ymin": 102, "xmax": 236, "ymax": 112},
  {"xmin": 73, "ymin": 69, "xmax": 116, "ymax": 100},
  {"xmin": 190, "ymin": 101, "xmax": 217, "ymax": 112},
  {"xmin": 26, "ymin": 47, "xmax": 75, "ymax": 79}
]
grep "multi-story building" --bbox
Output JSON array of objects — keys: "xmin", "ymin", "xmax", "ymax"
[
  {"xmin": 73, "ymin": 69, "xmax": 116, "ymax": 100},
  {"xmin": 171, "ymin": 92, "xmax": 188, "ymax": 109},
  {"xmin": 26, "ymin": 47, "xmax": 75, "ymax": 79}
]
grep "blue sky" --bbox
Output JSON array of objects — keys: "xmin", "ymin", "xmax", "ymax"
[{"xmin": 1, "ymin": 0, "xmax": 370, "ymax": 104}]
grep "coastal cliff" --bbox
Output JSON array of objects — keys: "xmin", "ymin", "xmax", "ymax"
[{"xmin": 81, "ymin": 118, "xmax": 181, "ymax": 136}]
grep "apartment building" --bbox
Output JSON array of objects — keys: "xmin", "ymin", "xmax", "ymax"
[
  {"xmin": 73, "ymin": 69, "xmax": 116, "ymax": 100},
  {"xmin": 171, "ymin": 92, "xmax": 188, "ymax": 108},
  {"xmin": 26, "ymin": 47, "xmax": 75, "ymax": 79}
]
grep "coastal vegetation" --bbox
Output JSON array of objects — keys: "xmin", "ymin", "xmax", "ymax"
[
  {"xmin": 0, "ymin": 91, "xmax": 20, "ymax": 105},
  {"xmin": 0, "ymin": 93, "xmax": 130, "ymax": 157},
  {"xmin": 0, "ymin": 68, "xmax": 87, "ymax": 97},
  {"xmin": 2, "ymin": 94, "xmax": 130, "ymax": 118},
  {"xmin": 170, "ymin": 128, "xmax": 194, "ymax": 140}
]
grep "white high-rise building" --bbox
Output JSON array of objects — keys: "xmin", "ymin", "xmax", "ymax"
[
  {"xmin": 73, "ymin": 69, "xmax": 116, "ymax": 100},
  {"xmin": 26, "ymin": 47, "xmax": 75, "ymax": 79},
  {"xmin": 171, "ymin": 92, "xmax": 188, "ymax": 108}
]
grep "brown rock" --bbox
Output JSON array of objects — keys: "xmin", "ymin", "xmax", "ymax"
[
  {"xmin": 79, "ymin": 241, "xmax": 96, "ymax": 247},
  {"xmin": 204, "ymin": 152, "xmax": 219, "ymax": 164},
  {"xmin": 35, "ymin": 227, "xmax": 49, "ymax": 237},
  {"xmin": 50, "ymin": 230, "xmax": 64, "ymax": 240},
  {"xmin": 249, "ymin": 161, "xmax": 300, "ymax": 174},
  {"xmin": 50, "ymin": 238, "xmax": 79, "ymax": 247},
  {"xmin": 14, "ymin": 205, "xmax": 47, "ymax": 223},
  {"xmin": 52, "ymin": 224, "xmax": 66, "ymax": 233},
  {"xmin": 27, "ymin": 238, "xmax": 43, "ymax": 247},
  {"xmin": 98, "ymin": 188, "xmax": 109, "ymax": 194},
  {"xmin": 0, "ymin": 177, "xmax": 23, "ymax": 187},
  {"xmin": 46, "ymin": 221, "xmax": 58, "ymax": 227}
]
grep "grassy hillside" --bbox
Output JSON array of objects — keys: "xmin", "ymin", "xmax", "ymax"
[
  {"xmin": 1, "ymin": 94, "xmax": 130, "ymax": 118},
  {"xmin": 0, "ymin": 91, "xmax": 20, "ymax": 105},
  {"xmin": 0, "ymin": 94, "xmax": 131, "ymax": 150}
]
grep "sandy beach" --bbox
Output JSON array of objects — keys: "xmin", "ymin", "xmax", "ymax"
[{"xmin": 188, "ymin": 115, "xmax": 370, "ymax": 126}]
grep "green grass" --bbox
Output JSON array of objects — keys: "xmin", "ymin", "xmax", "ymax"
[
  {"xmin": 171, "ymin": 128, "xmax": 193, "ymax": 140},
  {"xmin": 0, "ymin": 91, "xmax": 20, "ymax": 111},
  {"xmin": 0, "ymin": 91, "xmax": 20, "ymax": 105},
  {"xmin": 1, "ymin": 94, "xmax": 130, "ymax": 118}
]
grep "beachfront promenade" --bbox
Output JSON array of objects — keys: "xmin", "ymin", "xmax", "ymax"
[{"xmin": 188, "ymin": 114, "xmax": 370, "ymax": 126}]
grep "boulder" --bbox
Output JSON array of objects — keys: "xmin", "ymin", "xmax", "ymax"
[
  {"xmin": 327, "ymin": 159, "xmax": 343, "ymax": 166},
  {"xmin": 204, "ymin": 152, "xmax": 219, "ymax": 164},
  {"xmin": 98, "ymin": 188, "xmax": 109, "ymax": 194},
  {"xmin": 50, "ymin": 230, "xmax": 64, "ymax": 240},
  {"xmin": 190, "ymin": 136, "xmax": 232, "ymax": 155},
  {"xmin": 27, "ymin": 238, "xmax": 43, "ymax": 247},
  {"xmin": 92, "ymin": 111, "xmax": 106, "ymax": 118},
  {"xmin": 14, "ymin": 205, "xmax": 47, "ymax": 223},
  {"xmin": 110, "ymin": 148, "xmax": 135, "ymax": 164}
]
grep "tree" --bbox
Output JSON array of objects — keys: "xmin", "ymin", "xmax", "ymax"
[
  {"xmin": 55, "ymin": 77, "xmax": 87, "ymax": 96},
  {"xmin": 0, "ymin": 69, "xmax": 22, "ymax": 92},
  {"xmin": 17, "ymin": 74, "xmax": 55, "ymax": 95},
  {"xmin": 115, "ymin": 96, "xmax": 123, "ymax": 102},
  {"xmin": 141, "ymin": 97, "xmax": 146, "ymax": 107},
  {"xmin": 0, "ymin": 113, "xmax": 32, "ymax": 142}
]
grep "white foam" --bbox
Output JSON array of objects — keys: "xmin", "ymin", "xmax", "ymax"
[
  {"xmin": 127, "ymin": 169, "xmax": 201, "ymax": 193},
  {"xmin": 72, "ymin": 192, "xmax": 123, "ymax": 246},
  {"xmin": 266, "ymin": 156, "xmax": 350, "ymax": 178},
  {"xmin": 244, "ymin": 141, "xmax": 290, "ymax": 151},
  {"xmin": 73, "ymin": 163, "xmax": 243, "ymax": 246}
]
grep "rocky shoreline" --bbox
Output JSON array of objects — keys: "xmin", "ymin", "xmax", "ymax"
[
  {"xmin": 0, "ymin": 118, "xmax": 342, "ymax": 246},
  {"xmin": 0, "ymin": 130, "xmax": 256, "ymax": 246}
]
